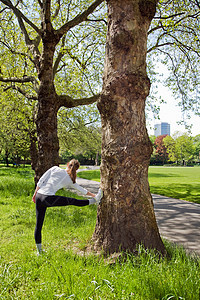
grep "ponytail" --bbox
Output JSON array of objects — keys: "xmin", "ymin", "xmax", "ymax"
[{"xmin": 67, "ymin": 159, "xmax": 80, "ymax": 183}]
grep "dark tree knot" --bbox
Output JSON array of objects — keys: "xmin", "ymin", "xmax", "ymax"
[{"xmin": 139, "ymin": 0, "xmax": 157, "ymax": 20}]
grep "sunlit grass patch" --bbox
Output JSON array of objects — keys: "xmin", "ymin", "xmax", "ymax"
[{"xmin": 1, "ymin": 242, "xmax": 199, "ymax": 299}]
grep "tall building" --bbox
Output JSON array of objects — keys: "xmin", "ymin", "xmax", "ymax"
[{"xmin": 154, "ymin": 122, "xmax": 170, "ymax": 137}]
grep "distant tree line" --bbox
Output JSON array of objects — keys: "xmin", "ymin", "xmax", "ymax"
[
  {"xmin": 2, "ymin": 123, "xmax": 200, "ymax": 168},
  {"xmin": 150, "ymin": 133, "xmax": 200, "ymax": 166},
  {"xmin": 0, "ymin": 119, "xmax": 101, "ymax": 167}
]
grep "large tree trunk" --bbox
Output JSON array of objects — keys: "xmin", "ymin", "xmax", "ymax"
[
  {"xmin": 35, "ymin": 38, "xmax": 60, "ymax": 182},
  {"xmin": 35, "ymin": 84, "xmax": 60, "ymax": 181},
  {"xmin": 5, "ymin": 148, "xmax": 9, "ymax": 167},
  {"xmin": 93, "ymin": 0, "xmax": 165, "ymax": 254}
]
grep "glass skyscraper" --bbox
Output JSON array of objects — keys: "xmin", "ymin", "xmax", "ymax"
[{"xmin": 154, "ymin": 122, "xmax": 170, "ymax": 137}]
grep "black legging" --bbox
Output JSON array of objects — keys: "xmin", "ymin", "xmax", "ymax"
[{"xmin": 34, "ymin": 193, "xmax": 89, "ymax": 244}]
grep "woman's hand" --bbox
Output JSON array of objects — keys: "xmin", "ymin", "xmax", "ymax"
[
  {"xmin": 86, "ymin": 191, "xmax": 95, "ymax": 198},
  {"xmin": 32, "ymin": 186, "xmax": 40, "ymax": 203},
  {"xmin": 32, "ymin": 195, "xmax": 36, "ymax": 203}
]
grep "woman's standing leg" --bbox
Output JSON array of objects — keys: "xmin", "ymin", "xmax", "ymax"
[{"xmin": 34, "ymin": 197, "xmax": 47, "ymax": 254}]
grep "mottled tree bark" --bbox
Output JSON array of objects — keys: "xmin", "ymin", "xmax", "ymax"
[
  {"xmin": 35, "ymin": 87, "xmax": 60, "ymax": 182},
  {"xmin": 93, "ymin": 0, "xmax": 165, "ymax": 254},
  {"xmin": 33, "ymin": 20, "xmax": 60, "ymax": 180}
]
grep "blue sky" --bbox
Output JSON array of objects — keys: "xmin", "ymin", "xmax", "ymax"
[{"xmin": 147, "ymin": 86, "xmax": 200, "ymax": 137}]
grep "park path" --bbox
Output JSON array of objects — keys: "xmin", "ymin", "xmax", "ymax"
[{"xmin": 75, "ymin": 174, "xmax": 200, "ymax": 255}]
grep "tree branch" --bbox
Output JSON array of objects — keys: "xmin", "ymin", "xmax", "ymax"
[
  {"xmin": 53, "ymin": 34, "xmax": 88, "ymax": 77},
  {"xmin": 58, "ymin": 94, "xmax": 100, "ymax": 108},
  {"xmin": 0, "ymin": 75, "xmax": 38, "ymax": 84},
  {"xmin": 168, "ymin": 32, "xmax": 200, "ymax": 57},
  {"xmin": 56, "ymin": 0, "xmax": 104, "ymax": 37},
  {"xmin": 52, "ymin": 0, "xmax": 61, "ymax": 20},
  {"xmin": 66, "ymin": 0, "xmax": 73, "ymax": 22},
  {"xmin": 149, "ymin": 11, "xmax": 200, "ymax": 35},
  {"xmin": 0, "ymin": 0, "xmax": 41, "ymax": 68},
  {"xmin": 195, "ymin": 0, "xmax": 200, "ymax": 8},
  {"xmin": 0, "ymin": 0, "xmax": 41, "ymax": 34},
  {"xmin": 33, "ymin": 34, "xmax": 42, "ymax": 48},
  {"xmin": 42, "ymin": 0, "xmax": 52, "ymax": 30},
  {"xmin": 157, "ymin": 49, "xmax": 187, "ymax": 106},
  {"xmin": 37, "ymin": 0, "xmax": 42, "ymax": 9},
  {"xmin": 154, "ymin": 12, "xmax": 185, "ymax": 20},
  {"xmin": 66, "ymin": 48, "xmax": 86, "ymax": 69},
  {"xmin": 86, "ymin": 17, "xmax": 107, "ymax": 25},
  {"xmin": 53, "ymin": 35, "xmax": 66, "ymax": 77},
  {"xmin": 16, "ymin": 18, "xmax": 41, "ymax": 67},
  {"xmin": 3, "ymin": 85, "xmax": 38, "ymax": 100},
  {"xmin": 0, "ymin": 40, "xmax": 34, "ymax": 63},
  {"xmin": 147, "ymin": 42, "xmax": 174, "ymax": 53},
  {"xmin": 0, "ymin": 5, "xmax": 8, "ymax": 13}
]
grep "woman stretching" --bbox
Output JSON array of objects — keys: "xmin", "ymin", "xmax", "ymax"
[{"xmin": 32, "ymin": 159, "xmax": 102, "ymax": 254}]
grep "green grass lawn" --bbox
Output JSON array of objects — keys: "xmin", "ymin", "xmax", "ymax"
[
  {"xmin": 149, "ymin": 166, "xmax": 200, "ymax": 204},
  {"xmin": 0, "ymin": 166, "xmax": 200, "ymax": 299},
  {"xmin": 78, "ymin": 166, "xmax": 200, "ymax": 204}
]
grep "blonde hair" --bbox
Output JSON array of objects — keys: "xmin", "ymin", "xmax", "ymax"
[{"xmin": 67, "ymin": 159, "xmax": 80, "ymax": 183}]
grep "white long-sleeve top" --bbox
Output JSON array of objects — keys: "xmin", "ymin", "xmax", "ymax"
[{"xmin": 37, "ymin": 166, "xmax": 88, "ymax": 196}]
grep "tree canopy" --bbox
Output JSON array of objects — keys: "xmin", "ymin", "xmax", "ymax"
[
  {"xmin": 0, "ymin": 0, "xmax": 106, "ymax": 98},
  {"xmin": 0, "ymin": 0, "xmax": 199, "ymax": 119},
  {"xmin": 147, "ymin": 0, "xmax": 200, "ymax": 121},
  {"xmin": 0, "ymin": 85, "xmax": 35, "ymax": 165},
  {"xmin": 163, "ymin": 132, "xmax": 196, "ymax": 165}
]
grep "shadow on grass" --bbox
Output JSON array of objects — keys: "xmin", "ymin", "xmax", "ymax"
[
  {"xmin": 150, "ymin": 184, "xmax": 200, "ymax": 204},
  {"xmin": 148, "ymin": 173, "xmax": 182, "ymax": 178},
  {"xmin": 46, "ymin": 205, "xmax": 96, "ymax": 227},
  {"xmin": 0, "ymin": 166, "xmax": 33, "ymax": 178}
]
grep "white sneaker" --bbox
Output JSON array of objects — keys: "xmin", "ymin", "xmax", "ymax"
[
  {"xmin": 37, "ymin": 249, "xmax": 46, "ymax": 256},
  {"xmin": 95, "ymin": 188, "xmax": 103, "ymax": 204}
]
